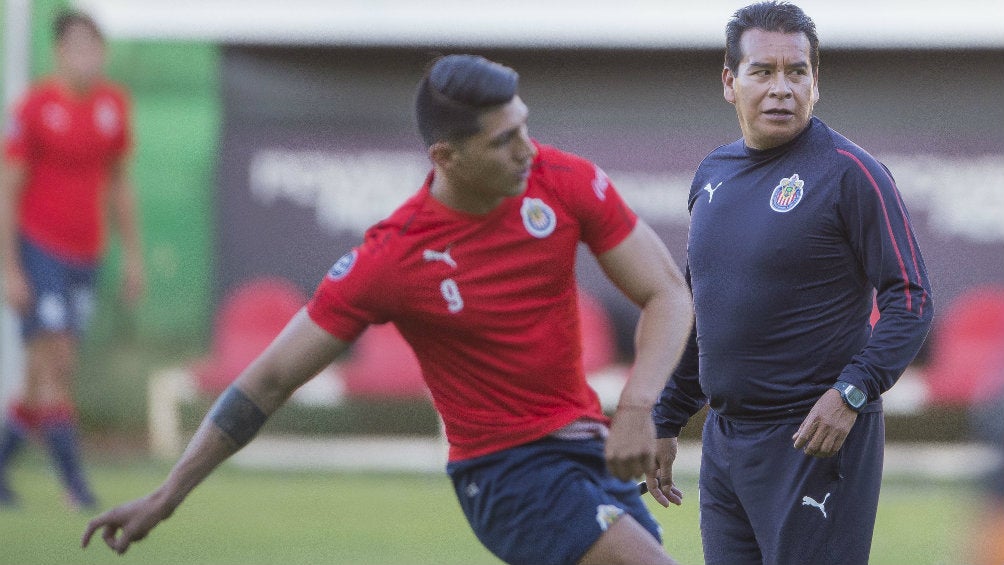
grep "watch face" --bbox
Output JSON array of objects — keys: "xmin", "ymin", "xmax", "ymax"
[{"xmin": 846, "ymin": 386, "xmax": 867, "ymax": 408}]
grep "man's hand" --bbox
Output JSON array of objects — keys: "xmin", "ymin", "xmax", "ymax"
[
  {"xmin": 120, "ymin": 256, "xmax": 145, "ymax": 306},
  {"xmin": 605, "ymin": 405, "xmax": 657, "ymax": 482},
  {"xmin": 792, "ymin": 388, "xmax": 858, "ymax": 458},
  {"xmin": 2, "ymin": 264, "xmax": 32, "ymax": 313},
  {"xmin": 648, "ymin": 437, "xmax": 684, "ymax": 508},
  {"xmin": 81, "ymin": 492, "xmax": 172, "ymax": 555}
]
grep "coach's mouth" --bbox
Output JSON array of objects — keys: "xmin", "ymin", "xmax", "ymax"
[{"xmin": 762, "ymin": 108, "xmax": 797, "ymax": 123}]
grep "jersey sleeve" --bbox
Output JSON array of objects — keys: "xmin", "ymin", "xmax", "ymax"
[
  {"xmin": 561, "ymin": 155, "xmax": 638, "ymax": 254},
  {"xmin": 306, "ymin": 236, "xmax": 395, "ymax": 342},
  {"xmin": 835, "ymin": 149, "xmax": 934, "ymax": 400}
]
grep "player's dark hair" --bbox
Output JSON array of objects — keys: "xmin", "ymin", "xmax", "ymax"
[
  {"xmin": 53, "ymin": 9, "xmax": 104, "ymax": 44},
  {"xmin": 415, "ymin": 54, "xmax": 519, "ymax": 148},
  {"xmin": 724, "ymin": 1, "xmax": 819, "ymax": 73}
]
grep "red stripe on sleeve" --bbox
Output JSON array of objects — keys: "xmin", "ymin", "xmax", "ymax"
[{"xmin": 836, "ymin": 149, "xmax": 916, "ymax": 313}]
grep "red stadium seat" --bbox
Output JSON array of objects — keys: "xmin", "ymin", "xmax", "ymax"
[
  {"xmin": 923, "ymin": 285, "xmax": 1004, "ymax": 406},
  {"xmin": 191, "ymin": 277, "xmax": 307, "ymax": 395},
  {"xmin": 338, "ymin": 323, "xmax": 427, "ymax": 399}
]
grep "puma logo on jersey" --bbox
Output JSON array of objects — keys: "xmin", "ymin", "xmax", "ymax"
[
  {"xmin": 423, "ymin": 248, "xmax": 457, "ymax": 268},
  {"xmin": 703, "ymin": 182, "xmax": 724, "ymax": 202},
  {"xmin": 802, "ymin": 492, "xmax": 831, "ymax": 518},
  {"xmin": 592, "ymin": 165, "xmax": 610, "ymax": 201}
]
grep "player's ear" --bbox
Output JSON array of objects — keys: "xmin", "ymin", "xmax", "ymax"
[{"xmin": 429, "ymin": 141, "xmax": 456, "ymax": 169}]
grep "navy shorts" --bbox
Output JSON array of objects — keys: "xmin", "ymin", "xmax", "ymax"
[
  {"xmin": 18, "ymin": 237, "xmax": 97, "ymax": 339},
  {"xmin": 446, "ymin": 436, "xmax": 662, "ymax": 565},
  {"xmin": 699, "ymin": 409, "xmax": 884, "ymax": 565}
]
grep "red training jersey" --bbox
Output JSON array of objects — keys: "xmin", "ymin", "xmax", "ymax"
[
  {"xmin": 308, "ymin": 142, "xmax": 638, "ymax": 461},
  {"xmin": 3, "ymin": 78, "xmax": 131, "ymax": 261}
]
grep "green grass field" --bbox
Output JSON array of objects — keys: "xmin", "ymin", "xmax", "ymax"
[{"xmin": 0, "ymin": 453, "xmax": 977, "ymax": 565}]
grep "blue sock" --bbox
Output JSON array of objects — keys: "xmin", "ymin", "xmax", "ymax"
[
  {"xmin": 42, "ymin": 422, "xmax": 96, "ymax": 509},
  {"xmin": 0, "ymin": 422, "xmax": 27, "ymax": 506}
]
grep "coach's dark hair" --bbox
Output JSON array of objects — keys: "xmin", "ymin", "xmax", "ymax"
[
  {"xmin": 724, "ymin": 1, "xmax": 818, "ymax": 73},
  {"xmin": 53, "ymin": 9, "xmax": 104, "ymax": 43},
  {"xmin": 415, "ymin": 54, "xmax": 519, "ymax": 148}
]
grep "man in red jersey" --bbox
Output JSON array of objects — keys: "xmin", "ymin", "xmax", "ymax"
[
  {"xmin": 81, "ymin": 55, "xmax": 693, "ymax": 564},
  {"xmin": 0, "ymin": 10, "xmax": 144, "ymax": 510}
]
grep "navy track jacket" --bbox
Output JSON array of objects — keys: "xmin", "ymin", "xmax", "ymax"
[{"xmin": 655, "ymin": 117, "xmax": 934, "ymax": 436}]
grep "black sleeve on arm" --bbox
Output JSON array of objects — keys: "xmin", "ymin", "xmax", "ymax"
[
  {"xmin": 208, "ymin": 385, "xmax": 268, "ymax": 448},
  {"xmin": 838, "ymin": 159, "xmax": 934, "ymax": 400},
  {"xmin": 652, "ymin": 265, "xmax": 707, "ymax": 438},
  {"xmin": 653, "ymin": 322, "xmax": 706, "ymax": 438}
]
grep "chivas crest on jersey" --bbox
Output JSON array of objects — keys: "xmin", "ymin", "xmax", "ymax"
[
  {"xmin": 770, "ymin": 173, "xmax": 805, "ymax": 213},
  {"xmin": 520, "ymin": 197, "xmax": 556, "ymax": 238}
]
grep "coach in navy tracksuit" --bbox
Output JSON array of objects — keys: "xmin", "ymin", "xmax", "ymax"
[{"xmin": 649, "ymin": 3, "xmax": 934, "ymax": 565}]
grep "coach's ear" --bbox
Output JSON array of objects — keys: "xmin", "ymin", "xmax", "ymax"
[
  {"xmin": 723, "ymin": 66, "xmax": 736, "ymax": 105},
  {"xmin": 812, "ymin": 67, "xmax": 820, "ymax": 104}
]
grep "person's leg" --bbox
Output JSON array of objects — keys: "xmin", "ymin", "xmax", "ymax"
[
  {"xmin": 579, "ymin": 448, "xmax": 678, "ymax": 565},
  {"xmin": 26, "ymin": 333, "xmax": 96, "ymax": 509},
  {"xmin": 699, "ymin": 411, "xmax": 764, "ymax": 565},
  {"xmin": 42, "ymin": 416, "xmax": 96, "ymax": 509},
  {"xmin": 1, "ymin": 237, "xmax": 59, "ymax": 508},
  {"xmin": 0, "ymin": 403, "xmax": 33, "ymax": 507},
  {"xmin": 448, "ymin": 436, "xmax": 679, "ymax": 565},
  {"xmin": 18, "ymin": 239, "xmax": 98, "ymax": 509},
  {"xmin": 577, "ymin": 513, "xmax": 677, "ymax": 565},
  {"xmin": 968, "ymin": 392, "xmax": 1004, "ymax": 565},
  {"xmin": 734, "ymin": 413, "xmax": 884, "ymax": 565}
]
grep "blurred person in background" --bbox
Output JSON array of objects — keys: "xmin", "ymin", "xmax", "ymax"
[
  {"xmin": 649, "ymin": 2, "xmax": 933, "ymax": 564},
  {"xmin": 0, "ymin": 9, "xmax": 145, "ymax": 510},
  {"xmin": 81, "ymin": 54, "xmax": 694, "ymax": 565},
  {"xmin": 968, "ymin": 360, "xmax": 1004, "ymax": 565}
]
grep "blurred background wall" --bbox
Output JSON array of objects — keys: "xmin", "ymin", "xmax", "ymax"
[{"xmin": 212, "ymin": 45, "xmax": 1003, "ymax": 359}]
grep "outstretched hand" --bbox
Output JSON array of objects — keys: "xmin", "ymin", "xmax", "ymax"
[{"xmin": 81, "ymin": 493, "xmax": 171, "ymax": 555}]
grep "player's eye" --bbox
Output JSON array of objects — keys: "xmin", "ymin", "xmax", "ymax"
[{"xmin": 490, "ymin": 129, "xmax": 518, "ymax": 148}]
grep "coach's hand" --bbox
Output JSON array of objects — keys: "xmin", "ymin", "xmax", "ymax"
[
  {"xmin": 650, "ymin": 437, "xmax": 684, "ymax": 508},
  {"xmin": 81, "ymin": 491, "xmax": 173, "ymax": 555},
  {"xmin": 793, "ymin": 388, "xmax": 858, "ymax": 458}
]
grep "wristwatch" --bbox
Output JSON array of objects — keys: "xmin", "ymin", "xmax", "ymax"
[{"xmin": 832, "ymin": 381, "xmax": 867, "ymax": 411}]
